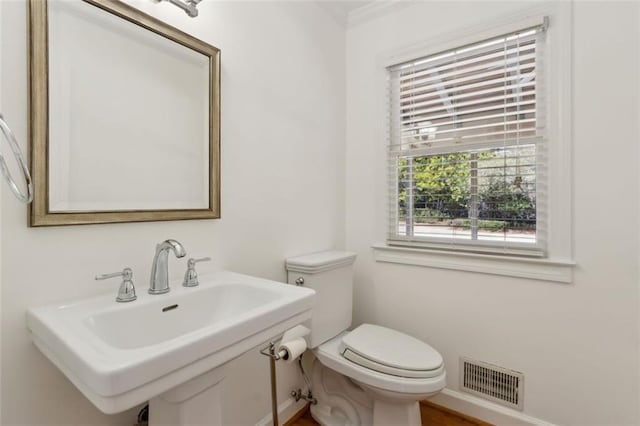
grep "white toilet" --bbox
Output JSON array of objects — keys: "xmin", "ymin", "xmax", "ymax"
[{"xmin": 286, "ymin": 251, "xmax": 446, "ymax": 426}]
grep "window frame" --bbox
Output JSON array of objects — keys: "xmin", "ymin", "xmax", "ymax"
[
  {"xmin": 373, "ymin": 3, "xmax": 574, "ymax": 283},
  {"xmin": 386, "ymin": 19, "xmax": 547, "ymax": 257}
]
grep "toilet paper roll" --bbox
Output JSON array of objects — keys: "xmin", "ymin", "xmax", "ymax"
[
  {"xmin": 277, "ymin": 337, "xmax": 307, "ymax": 363},
  {"xmin": 281, "ymin": 325, "xmax": 310, "ymax": 343}
]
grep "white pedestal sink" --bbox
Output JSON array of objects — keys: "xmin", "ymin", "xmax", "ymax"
[{"xmin": 26, "ymin": 271, "xmax": 315, "ymax": 425}]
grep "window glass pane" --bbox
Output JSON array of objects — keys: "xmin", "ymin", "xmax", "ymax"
[{"xmin": 396, "ymin": 144, "xmax": 536, "ymax": 244}]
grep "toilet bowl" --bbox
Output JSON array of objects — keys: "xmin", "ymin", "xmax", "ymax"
[
  {"xmin": 311, "ymin": 327, "xmax": 446, "ymax": 425},
  {"xmin": 286, "ymin": 251, "xmax": 446, "ymax": 426}
]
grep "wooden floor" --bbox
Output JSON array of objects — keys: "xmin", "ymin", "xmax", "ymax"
[
  {"xmin": 285, "ymin": 401, "xmax": 492, "ymax": 426},
  {"xmin": 419, "ymin": 401, "xmax": 493, "ymax": 426}
]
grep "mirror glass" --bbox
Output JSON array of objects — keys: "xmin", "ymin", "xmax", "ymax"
[{"xmin": 29, "ymin": 0, "xmax": 220, "ymax": 225}]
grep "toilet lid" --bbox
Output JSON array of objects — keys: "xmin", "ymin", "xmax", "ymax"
[{"xmin": 339, "ymin": 324, "xmax": 443, "ymax": 379}]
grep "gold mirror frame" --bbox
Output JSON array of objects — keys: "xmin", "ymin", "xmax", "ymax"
[{"xmin": 28, "ymin": 0, "xmax": 221, "ymax": 226}]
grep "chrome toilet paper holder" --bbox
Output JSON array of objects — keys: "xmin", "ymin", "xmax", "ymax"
[
  {"xmin": 259, "ymin": 341, "xmax": 287, "ymax": 361},
  {"xmin": 260, "ymin": 325, "xmax": 315, "ymax": 426},
  {"xmin": 260, "ymin": 341, "xmax": 288, "ymax": 426}
]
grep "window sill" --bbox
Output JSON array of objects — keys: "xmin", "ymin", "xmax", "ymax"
[{"xmin": 372, "ymin": 244, "xmax": 575, "ymax": 283}]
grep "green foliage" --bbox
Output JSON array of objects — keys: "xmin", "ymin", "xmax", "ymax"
[
  {"xmin": 397, "ymin": 150, "xmax": 536, "ymax": 232},
  {"xmin": 413, "ymin": 208, "xmax": 449, "ymax": 224},
  {"xmin": 450, "ymin": 218, "xmax": 508, "ymax": 231},
  {"xmin": 413, "ymin": 153, "xmax": 471, "ymax": 206},
  {"xmin": 398, "ymin": 154, "xmax": 471, "ymax": 219},
  {"xmin": 479, "ymin": 181, "xmax": 536, "ymax": 229}
]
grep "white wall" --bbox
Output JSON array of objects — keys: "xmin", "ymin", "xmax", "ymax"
[
  {"xmin": 346, "ymin": 1, "xmax": 639, "ymax": 425},
  {"xmin": 0, "ymin": 0, "xmax": 4, "ymax": 422},
  {"xmin": 0, "ymin": 1, "xmax": 345, "ymax": 424},
  {"xmin": 3, "ymin": 0, "xmax": 639, "ymax": 425}
]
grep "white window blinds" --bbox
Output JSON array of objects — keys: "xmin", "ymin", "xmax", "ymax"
[{"xmin": 387, "ymin": 19, "xmax": 548, "ymax": 256}]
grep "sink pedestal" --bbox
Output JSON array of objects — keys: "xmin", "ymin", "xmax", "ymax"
[{"xmin": 149, "ymin": 367, "xmax": 226, "ymax": 426}]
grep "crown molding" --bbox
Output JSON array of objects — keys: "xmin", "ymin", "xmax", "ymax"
[
  {"xmin": 347, "ymin": 1, "xmax": 413, "ymax": 28},
  {"xmin": 315, "ymin": 2, "xmax": 349, "ymax": 27}
]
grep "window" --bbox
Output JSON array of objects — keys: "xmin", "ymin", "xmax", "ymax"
[{"xmin": 387, "ymin": 18, "xmax": 548, "ymax": 256}]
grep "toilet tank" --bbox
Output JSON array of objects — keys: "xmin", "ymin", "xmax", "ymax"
[{"xmin": 286, "ymin": 251, "xmax": 357, "ymax": 348}]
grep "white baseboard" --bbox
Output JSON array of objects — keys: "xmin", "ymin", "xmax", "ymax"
[
  {"xmin": 430, "ymin": 388, "xmax": 558, "ymax": 426},
  {"xmin": 255, "ymin": 397, "xmax": 308, "ymax": 426},
  {"xmin": 255, "ymin": 388, "xmax": 557, "ymax": 426}
]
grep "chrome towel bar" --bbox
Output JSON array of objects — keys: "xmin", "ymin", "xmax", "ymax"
[{"xmin": 0, "ymin": 114, "xmax": 33, "ymax": 203}]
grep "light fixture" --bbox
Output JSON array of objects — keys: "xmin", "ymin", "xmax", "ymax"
[{"xmin": 155, "ymin": 0, "xmax": 203, "ymax": 18}]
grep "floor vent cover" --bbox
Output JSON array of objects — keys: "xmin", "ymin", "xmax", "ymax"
[{"xmin": 459, "ymin": 357, "xmax": 524, "ymax": 411}]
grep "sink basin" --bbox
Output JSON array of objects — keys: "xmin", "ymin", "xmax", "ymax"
[
  {"xmin": 27, "ymin": 270, "xmax": 315, "ymax": 415},
  {"xmin": 85, "ymin": 283, "xmax": 284, "ymax": 349}
]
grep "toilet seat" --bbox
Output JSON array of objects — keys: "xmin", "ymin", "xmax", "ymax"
[
  {"xmin": 313, "ymin": 329, "xmax": 446, "ymax": 396},
  {"xmin": 340, "ymin": 324, "xmax": 443, "ymax": 379}
]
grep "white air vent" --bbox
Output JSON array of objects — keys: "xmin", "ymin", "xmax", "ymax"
[{"xmin": 460, "ymin": 357, "xmax": 524, "ymax": 411}]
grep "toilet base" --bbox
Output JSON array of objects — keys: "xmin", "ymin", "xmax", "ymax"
[
  {"xmin": 310, "ymin": 360, "xmax": 373, "ymax": 426},
  {"xmin": 372, "ymin": 399, "xmax": 421, "ymax": 426},
  {"xmin": 310, "ymin": 359, "xmax": 430, "ymax": 426}
]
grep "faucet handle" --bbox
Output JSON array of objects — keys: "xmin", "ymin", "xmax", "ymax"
[
  {"xmin": 182, "ymin": 257, "xmax": 211, "ymax": 288},
  {"xmin": 95, "ymin": 268, "xmax": 137, "ymax": 303}
]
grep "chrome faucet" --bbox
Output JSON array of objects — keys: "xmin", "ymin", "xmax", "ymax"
[{"xmin": 149, "ymin": 239, "xmax": 186, "ymax": 294}]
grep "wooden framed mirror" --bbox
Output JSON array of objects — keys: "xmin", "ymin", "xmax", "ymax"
[{"xmin": 28, "ymin": 0, "xmax": 220, "ymax": 226}]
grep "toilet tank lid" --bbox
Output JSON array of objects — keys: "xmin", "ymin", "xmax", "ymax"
[{"xmin": 286, "ymin": 251, "xmax": 357, "ymax": 274}]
